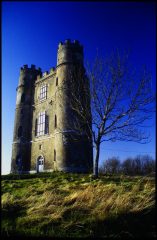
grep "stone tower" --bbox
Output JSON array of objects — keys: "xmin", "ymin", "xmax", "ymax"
[
  {"xmin": 11, "ymin": 40, "xmax": 93, "ymax": 174},
  {"xmin": 11, "ymin": 65, "xmax": 42, "ymax": 173}
]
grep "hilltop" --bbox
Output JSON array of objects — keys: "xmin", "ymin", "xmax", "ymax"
[{"xmin": 1, "ymin": 172, "xmax": 155, "ymax": 238}]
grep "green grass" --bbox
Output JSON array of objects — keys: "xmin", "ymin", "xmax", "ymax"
[{"xmin": 1, "ymin": 172, "xmax": 155, "ymax": 238}]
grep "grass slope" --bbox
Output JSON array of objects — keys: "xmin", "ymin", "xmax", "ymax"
[{"xmin": 1, "ymin": 172, "xmax": 155, "ymax": 238}]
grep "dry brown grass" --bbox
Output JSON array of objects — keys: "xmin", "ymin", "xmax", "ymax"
[{"xmin": 1, "ymin": 173, "xmax": 155, "ymax": 237}]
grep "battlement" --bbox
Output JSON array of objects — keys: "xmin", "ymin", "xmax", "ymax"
[
  {"xmin": 43, "ymin": 71, "xmax": 48, "ymax": 77},
  {"xmin": 58, "ymin": 39, "xmax": 83, "ymax": 51},
  {"xmin": 11, "ymin": 39, "xmax": 93, "ymax": 174},
  {"xmin": 42, "ymin": 67, "xmax": 56, "ymax": 77},
  {"xmin": 50, "ymin": 67, "xmax": 55, "ymax": 73},
  {"xmin": 20, "ymin": 64, "xmax": 42, "ymax": 72},
  {"xmin": 36, "ymin": 67, "xmax": 56, "ymax": 80},
  {"xmin": 57, "ymin": 39, "xmax": 83, "ymax": 66}
]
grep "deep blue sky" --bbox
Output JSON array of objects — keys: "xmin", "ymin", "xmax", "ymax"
[{"xmin": 2, "ymin": 1, "xmax": 156, "ymax": 174}]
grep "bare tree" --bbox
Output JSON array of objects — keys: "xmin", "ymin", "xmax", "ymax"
[
  {"xmin": 61, "ymin": 51, "xmax": 155, "ymax": 178},
  {"xmin": 100, "ymin": 156, "xmax": 121, "ymax": 175},
  {"xmin": 121, "ymin": 155, "xmax": 155, "ymax": 175},
  {"xmin": 122, "ymin": 157, "xmax": 135, "ymax": 175},
  {"xmin": 142, "ymin": 155, "xmax": 155, "ymax": 175}
]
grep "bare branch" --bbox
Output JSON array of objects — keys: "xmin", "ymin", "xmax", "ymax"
[{"xmin": 58, "ymin": 50, "xmax": 155, "ymax": 177}]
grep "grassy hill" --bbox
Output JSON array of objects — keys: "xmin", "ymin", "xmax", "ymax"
[{"xmin": 1, "ymin": 172, "xmax": 155, "ymax": 238}]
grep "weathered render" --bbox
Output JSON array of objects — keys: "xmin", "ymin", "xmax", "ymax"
[{"xmin": 11, "ymin": 40, "xmax": 93, "ymax": 173}]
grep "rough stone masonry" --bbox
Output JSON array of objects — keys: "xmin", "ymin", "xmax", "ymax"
[{"xmin": 11, "ymin": 39, "xmax": 93, "ymax": 174}]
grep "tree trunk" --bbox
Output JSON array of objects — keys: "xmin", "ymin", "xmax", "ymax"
[{"xmin": 93, "ymin": 143, "xmax": 100, "ymax": 178}]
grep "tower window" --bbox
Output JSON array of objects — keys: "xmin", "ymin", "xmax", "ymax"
[
  {"xmin": 21, "ymin": 93, "xmax": 25, "ymax": 103},
  {"xmin": 55, "ymin": 115, "xmax": 57, "ymax": 128},
  {"xmin": 18, "ymin": 126, "xmax": 23, "ymax": 137},
  {"xmin": 16, "ymin": 155, "xmax": 22, "ymax": 172},
  {"xmin": 36, "ymin": 112, "xmax": 49, "ymax": 136},
  {"xmin": 37, "ymin": 112, "xmax": 45, "ymax": 136},
  {"xmin": 35, "ymin": 119, "xmax": 38, "ymax": 136},
  {"xmin": 45, "ymin": 115, "xmax": 49, "ymax": 134},
  {"xmin": 39, "ymin": 144, "xmax": 42, "ymax": 150},
  {"xmin": 54, "ymin": 149, "xmax": 56, "ymax": 161},
  {"xmin": 39, "ymin": 84, "xmax": 47, "ymax": 101},
  {"xmin": 56, "ymin": 77, "xmax": 58, "ymax": 86}
]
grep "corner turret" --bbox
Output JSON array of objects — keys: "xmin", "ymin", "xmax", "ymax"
[
  {"xmin": 55, "ymin": 39, "xmax": 93, "ymax": 173},
  {"xmin": 11, "ymin": 64, "xmax": 42, "ymax": 173},
  {"xmin": 18, "ymin": 64, "xmax": 42, "ymax": 86},
  {"xmin": 57, "ymin": 39, "xmax": 83, "ymax": 66}
]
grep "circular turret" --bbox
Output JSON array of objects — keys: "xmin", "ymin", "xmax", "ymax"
[
  {"xmin": 16, "ymin": 65, "xmax": 42, "ymax": 106},
  {"xmin": 57, "ymin": 39, "xmax": 83, "ymax": 66},
  {"xmin": 55, "ymin": 39, "xmax": 93, "ymax": 173},
  {"xmin": 19, "ymin": 64, "xmax": 42, "ymax": 86},
  {"xmin": 11, "ymin": 64, "xmax": 42, "ymax": 173}
]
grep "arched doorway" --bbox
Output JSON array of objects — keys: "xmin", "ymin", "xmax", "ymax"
[{"xmin": 37, "ymin": 156, "xmax": 44, "ymax": 172}]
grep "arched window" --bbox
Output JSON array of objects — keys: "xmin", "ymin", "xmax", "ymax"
[
  {"xmin": 56, "ymin": 77, "xmax": 58, "ymax": 86},
  {"xmin": 54, "ymin": 149, "xmax": 56, "ymax": 161},
  {"xmin": 55, "ymin": 115, "xmax": 57, "ymax": 128},
  {"xmin": 18, "ymin": 126, "xmax": 23, "ymax": 137},
  {"xmin": 21, "ymin": 93, "xmax": 25, "ymax": 103}
]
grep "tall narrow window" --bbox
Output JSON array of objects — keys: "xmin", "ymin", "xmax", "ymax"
[
  {"xmin": 56, "ymin": 77, "xmax": 58, "ymax": 86},
  {"xmin": 45, "ymin": 115, "xmax": 49, "ymax": 134},
  {"xmin": 54, "ymin": 149, "xmax": 56, "ymax": 161},
  {"xmin": 35, "ymin": 119, "xmax": 38, "ymax": 136},
  {"xmin": 16, "ymin": 155, "xmax": 22, "ymax": 171},
  {"xmin": 18, "ymin": 126, "xmax": 23, "ymax": 137},
  {"xmin": 39, "ymin": 84, "xmax": 47, "ymax": 101},
  {"xmin": 36, "ymin": 112, "xmax": 49, "ymax": 136},
  {"xmin": 37, "ymin": 112, "xmax": 45, "ymax": 136},
  {"xmin": 21, "ymin": 93, "xmax": 25, "ymax": 103},
  {"xmin": 55, "ymin": 115, "xmax": 57, "ymax": 128}
]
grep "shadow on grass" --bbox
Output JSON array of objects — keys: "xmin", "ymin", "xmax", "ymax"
[
  {"xmin": 1, "ymin": 203, "xmax": 27, "ymax": 237},
  {"xmin": 1, "ymin": 206, "xmax": 155, "ymax": 239},
  {"xmin": 89, "ymin": 207, "xmax": 156, "ymax": 239}
]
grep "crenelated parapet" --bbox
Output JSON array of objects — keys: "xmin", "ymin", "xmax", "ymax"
[
  {"xmin": 58, "ymin": 39, "xmax": 83, "ymax": 51},
  {"xmin": 18, "ymin": 64, "xmax": 42, "ymax": 87},
  {"xmin": 57, "ymin": 39, "xmax": 84, "ymax": 66},
  {"xmin": 11, "ymin": 39, "xmax": 93, "ymax": 174},
  {"xmin": 20, "ymin": 64, "xmax": 42, "ymax": 73},
  {"xmin": 36, "ymin": 67, "xmax": 56, "ymax": 81}
]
